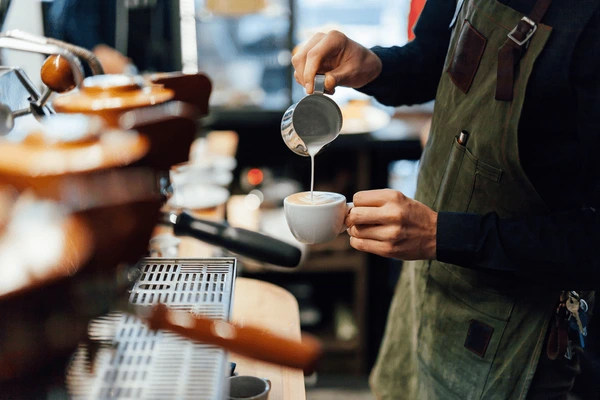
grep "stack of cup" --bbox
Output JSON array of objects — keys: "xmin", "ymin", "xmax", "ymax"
[{"xmin": 167, "ymin": 131, "xmax": 240, "ymax": 222}]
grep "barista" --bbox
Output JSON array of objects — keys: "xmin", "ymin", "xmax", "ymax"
[{"xmin": 292, "ymin": 0, "xmax": 600, "ymax": 398}]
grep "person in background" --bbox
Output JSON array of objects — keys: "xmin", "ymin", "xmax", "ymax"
[
  {"xmin": 44, "ymin": 0, "xmax": 124, "ymax": 73},
  {"xmin": 44, "ymin": 0, "xmax": 174, "ymax": 74},
  {"xmin": 292, "ymin": 0, "xmax": 600, "ymax": 398}
]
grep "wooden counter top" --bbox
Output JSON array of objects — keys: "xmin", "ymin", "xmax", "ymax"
[{"xmin": 231, "ymin": 278, "xmax": 306, "ymax": 400}]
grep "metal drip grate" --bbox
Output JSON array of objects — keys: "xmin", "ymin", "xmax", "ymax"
[{"xmin": 66, "ymin": 258, "xmax": 236, "ymax": 400}]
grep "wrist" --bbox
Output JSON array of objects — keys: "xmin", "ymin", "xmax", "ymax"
[
  {"xmin": 366, "ymin": 49, "xmax": 383, "ymax": 85},
  {"xmin": 355, "ymin": 46, "xmax": 389, "ymax": 93}
]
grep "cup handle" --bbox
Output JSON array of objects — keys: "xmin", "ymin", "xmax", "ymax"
[
  {"xmin": 340, "ymin": 202, "xmax": 354, "ymax": 233},
  {"xmin": 265, "ymin": 378, "xmax": 271, "ymax": 392}
]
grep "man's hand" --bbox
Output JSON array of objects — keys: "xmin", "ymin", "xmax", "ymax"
[
  {"xmin": 345, "ymin": 189, "xmax": 438, "ymax": 260},
  {"xmin": 291, "ymin": 30, "xmax": 382, "ymax": 94}
]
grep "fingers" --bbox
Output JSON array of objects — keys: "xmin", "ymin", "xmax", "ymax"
[
  {"xmin": 327, "ymin": 63, "xmax": 353, "ymax": 90},
  {"xmin": 347, "ymin": 224, "xmax": 402, "ymax": 242},
  {"xmin": 291, "ymin": 33, "xmax": 325, "ymax": 90},
  {"xmin": 345, "ymin": 190, "xmax": 406, "ymax": 225},
  {"xmin": 353, "ymin": 189, "xmax": 405, "ymax": 207},
  {"xmin": 295, "ymin": 69, "xmax": 336, "ymax": 94},
  {"xmin": 292, "ymin": 30, "xmax": 347, "ymax": 93},
  {"xmin": 302, "ymin": 32, "xmax": 344, "ymax": 94},
  {"xmin": 345, "ymin": 206, "xmax": 392, "ymax": 226},
  {"xmin": 349, "ymin": 237, "xmax": 396, "ymax": 259}
]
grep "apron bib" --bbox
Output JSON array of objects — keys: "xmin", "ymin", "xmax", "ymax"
[{"xmin": 370, "ymin": 0, "xmax": 562, "ymax": 398}]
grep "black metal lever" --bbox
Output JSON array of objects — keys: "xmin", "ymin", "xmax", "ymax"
[{"xmin": 167, "ymin": 211, "xmax": 302, "ymax": 268}]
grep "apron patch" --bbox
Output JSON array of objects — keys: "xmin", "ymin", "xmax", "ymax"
[
  {"xmin": 447, "ymin": 20, "xmax": 487, "ymax": 94},
  {"xmin": 464, "ymin": 319, "xmax": 494, "ymax": 358}
]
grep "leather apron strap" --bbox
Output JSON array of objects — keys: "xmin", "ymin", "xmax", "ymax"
[{"xmin": 496, "ymin": 0, "xmax": 553, "ymax": 101}]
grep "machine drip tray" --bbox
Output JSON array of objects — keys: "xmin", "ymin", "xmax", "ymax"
[{"xmin": 66, "ymin": 257, "xmax": 237, "ymax": 400}]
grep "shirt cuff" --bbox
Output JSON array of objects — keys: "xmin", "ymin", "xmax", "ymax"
[{"xmin": 436, "ymin": 212, "xmax": 482, "ymax": 267}]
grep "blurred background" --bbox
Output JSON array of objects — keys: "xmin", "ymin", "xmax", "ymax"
[{"xmin": 0, "ymin": 0, "xmax": 432, "ymax": 398}]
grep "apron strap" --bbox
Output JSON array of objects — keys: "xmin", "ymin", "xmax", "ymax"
[{"xmin": 495, "ymin": 0, "xmax": 552, "ymax": 101}]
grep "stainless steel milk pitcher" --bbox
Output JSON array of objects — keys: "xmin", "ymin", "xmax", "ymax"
[{"xmin": 281, "ymin": 74, "xmax": 343, "ymax": 157}]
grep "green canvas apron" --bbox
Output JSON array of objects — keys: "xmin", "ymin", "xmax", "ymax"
[{"xmin": 370, "ymin": 0, "xmax": 561, "ymax": 399}]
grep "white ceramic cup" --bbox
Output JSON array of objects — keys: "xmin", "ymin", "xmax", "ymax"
[{"xmin": 284, "ymin": 191, "xmax": 353, "ymax": 244}]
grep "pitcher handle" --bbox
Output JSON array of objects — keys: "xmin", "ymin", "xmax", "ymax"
[{"xmin": 314, "ymin": 74, "xmax": 326, "ymax": 94}]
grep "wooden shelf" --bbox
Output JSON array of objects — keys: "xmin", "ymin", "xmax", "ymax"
[
  {"xmin": 300, "ymin": 251, "xmax": 367, "ymax": 273},
  {"xmin": 321, "ymin": 337, "xmax": 360, "ymax": 353},
  {"xmin": 307, "ymin": 326, "xmax": 360, "ymax": 354},
  {"xmin": 242, "ymin": 241, "xmax": 367, "ymax": 274},
  {"xmin": 308, "ymin": 235, "xmax": 353, "ymax": 253}
]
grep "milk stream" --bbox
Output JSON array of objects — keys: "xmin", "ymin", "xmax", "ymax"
[{"xmin": 306, "ymin": 144, "xmax": 322, "ymax": 204}]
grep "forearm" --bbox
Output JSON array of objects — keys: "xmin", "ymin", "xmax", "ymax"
[{"xmin": 436, "ymin": 209, "xmax": 600, "ymax": 287}]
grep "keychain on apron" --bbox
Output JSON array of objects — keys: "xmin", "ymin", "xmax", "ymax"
[
  {"xmin": 547, "ymin": 291, "xmax": 589, "ymax": 360},
  {"xmin": 565, "ymin": 291, "xmax": 589, "ymax": 351}
]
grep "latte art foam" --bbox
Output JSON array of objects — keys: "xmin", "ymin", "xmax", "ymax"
[{"xmin": 287, "ymin": 191, "xmax": 343, "ymax": 206}]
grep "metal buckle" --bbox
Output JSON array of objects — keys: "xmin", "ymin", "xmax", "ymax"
[{"xmin": 507, "ymin": 16, "xmax": 537, "ymax": 46}]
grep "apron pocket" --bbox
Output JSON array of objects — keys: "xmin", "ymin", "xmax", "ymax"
[
  {"xmin": 433, "ymin": 136, "xmax": 503, "ymax": 213},
  {"xmin": 466, "ymin": 157, "xmax": 504, "ymax": 214},
  {"xmin": 447, "ymin": 20, "xmax": 487, "ymax": 94},
  {"xmin": 417, "ymin": 263, "xmax": 515, "ymax": 399}
]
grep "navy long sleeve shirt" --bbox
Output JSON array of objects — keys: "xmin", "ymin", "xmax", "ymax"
[{"xmin": 358, "ymin": 0, "xmax": 600, "ymax": 287}]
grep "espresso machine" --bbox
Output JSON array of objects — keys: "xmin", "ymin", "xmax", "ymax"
[{"xmin": 0, "ymin": 4, "xmax": 317, "ymax": 397}]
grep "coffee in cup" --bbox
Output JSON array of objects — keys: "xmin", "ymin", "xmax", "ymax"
[{"xmin": 284, "ymin": 191, "xmax": 353, "ymax": 244}]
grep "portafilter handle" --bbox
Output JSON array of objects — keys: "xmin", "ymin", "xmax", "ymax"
[
  {"xmin": 167, "ymin": 211, "xmax": 302, "ymax": 268},
  {"xmin": 141, "ymin": 303, "xmax": 322, "ymax": 373}
]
